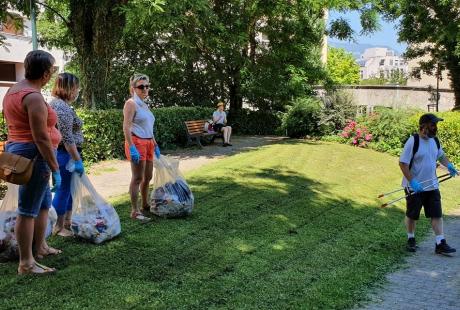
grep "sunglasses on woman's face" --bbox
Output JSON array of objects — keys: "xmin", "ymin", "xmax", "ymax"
[{"xmin": 135, "ymin": 84, "xmax": 150, "ymax": 90}]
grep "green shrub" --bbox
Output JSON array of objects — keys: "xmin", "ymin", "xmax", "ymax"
[
  {"xmin": 0, "ymin": 106, "xmax": 282, "ymax": 165},
  {"xmin": 281, "ymin": 97, "xmax": 322, "ymax": 138},
  {"xmin": 228, "ymin": 109, "xmax": 282, "ymax": 135},
  {"xmin": 77, "ymin": 109, "xmax": 125, "ymax": 164},
  {"xmin": 319, "ymin": 90, "xmax": 357, "ymax": 134},
  {"xmin": 431, "ymin": 112, "xmax": 460, "ymax": 164},
  {"xmin": 359, "ymin": 108, "xmax": 418, "ymax": 155}
]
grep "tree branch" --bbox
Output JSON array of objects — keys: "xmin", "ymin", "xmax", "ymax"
[{"xmin": 36, "ymin": 1, "xmax": 71, "ymax": 28}]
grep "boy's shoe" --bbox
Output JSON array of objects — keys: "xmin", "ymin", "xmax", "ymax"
[
  {"xmin": 435, "ymin": 239, "xmax": 456, "ymax": 256},
  {"xmin": 406, "ymin": 237, "xmax": 417, "ymax": 252}
]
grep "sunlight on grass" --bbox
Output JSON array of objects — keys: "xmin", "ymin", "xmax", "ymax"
[{"xmin": 1, "ymin": 141, "xmax": 457, "ymax": 309}]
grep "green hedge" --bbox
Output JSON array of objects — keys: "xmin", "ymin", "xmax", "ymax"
[
  {"xmin": 0, "ymin": 106, "xmax": 281, "ymax": 164},
  {"xmin": 324, "ymin": 109, "xmax": 460, "ymax": 165},
  {"xmin": 228, "ymin": 109, "xmax": 282, "ymax": 135}
]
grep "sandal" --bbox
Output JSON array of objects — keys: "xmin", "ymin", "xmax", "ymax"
[
  {"xmin": 35, "ymin": 247, "xmax": 63, "ymax": 260},
  {"xmin": 18, "ymin": 262, "xmax": 57, "ymax": 276},
  {"xmin": 131, "ymin": 211, "xmax": 151, "ymax": 223},
  {"xmin": 141, "ymin": 204, "xmax": 151, "ymax": 213},
  {"xmin": 64, "ymin": 219, "xmax": 72, "ymax": 230},
  {"xmin": 53, "ymin": 227, "xmax": 74, "ymax": 238}
]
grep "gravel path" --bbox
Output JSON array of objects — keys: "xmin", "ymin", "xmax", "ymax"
[{"xmin": 87, "ymin": 135, "xmax": 285, "ymax": 200}]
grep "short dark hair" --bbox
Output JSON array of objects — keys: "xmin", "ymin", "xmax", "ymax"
[
  {"xmin": 52, "ymin": 73, "xmax": 79, "ymax": 101},
  {"xmin": 24, "ymin": 50, "xmax": 55, "ymax": 80}
]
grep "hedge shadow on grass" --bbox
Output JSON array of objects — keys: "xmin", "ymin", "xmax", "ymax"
[{"xmin": 0, "ymin": 164, "xmax": 413, "ymax": 309}]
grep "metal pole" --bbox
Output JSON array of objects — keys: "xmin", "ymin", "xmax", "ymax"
[
  {"xmin": 30, "ymin": 0, "xmax": 38, "ymax": 50},
  {"xmin": 436, "ymin": 63, "xmax": 440, "ymax": 112}
]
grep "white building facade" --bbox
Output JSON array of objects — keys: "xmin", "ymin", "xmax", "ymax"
[
  {"xmin": 359, "ymin": 47, "xmax": 408, "ymax": 81},
  {"xmin": 0, "ymin": 12, "xmax": 67, "ymax": 106}
]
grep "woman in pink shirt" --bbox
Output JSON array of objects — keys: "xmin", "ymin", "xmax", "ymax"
[{"xmin": 3, "ymin": 50, "xmax": 62, "ymax": 275}]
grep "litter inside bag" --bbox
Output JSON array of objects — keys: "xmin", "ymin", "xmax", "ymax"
[
  {"xmin": 0, "ymin": 183, "xmax": 56, "ymax": 261},
  {"xmin": 150, "ymin": 156, "xmax": 194, "ymax": 218},
  {"xmin": 70, "ymin": 174, "xmax": 121, "ymax": 244}
]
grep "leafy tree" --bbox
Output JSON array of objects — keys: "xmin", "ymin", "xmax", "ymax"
[
  {"xmin": 327, "ymin": 47, "xmax": 360, "ymax": 85},
  {"xmin": 37, "ymin": 0, "xmax": 381, "ymax": 111},
  {"xmin": 0, "ymin": 0, "xmax": 30, "ymax": 45},
  {"xmin": 380, "ymin": 0, "xmax": 460, "ymax": 109}
]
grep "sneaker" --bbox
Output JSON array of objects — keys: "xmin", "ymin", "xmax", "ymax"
[
  {"xmin": 406, "ymin": 237, "xmax": 417, "ymax": 252},
  {"xmin": 435, "ymin": 239, "xmax": 456, "ymax": 256}
]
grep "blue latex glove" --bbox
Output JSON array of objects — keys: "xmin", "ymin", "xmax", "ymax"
[
  {"xmin": 154, "ymin": 145, "xmax": 161, "ymax": 159},
  {"xmin": 129, "ymin": 144, "xmax": 140, "ymax": 164},
  {"xmin": 447, "ymin": 163, "xmax": 458, "ymax": 177},
  {"xmin": 409, "ymin": 179, "xmax": 423, "ymax": 193},
  {"xmin": 74, "ymin": 159, "xmax": 84, "ymax": 176},
  {"xmin": 51, "ymin": 170, "xmax": 62, "ymax": 192}
]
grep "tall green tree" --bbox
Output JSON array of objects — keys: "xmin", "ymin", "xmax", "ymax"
[
  {"xmin": 380, "ymin": 0, "xmax": 460, "ymax": 110},
  {"xmin": 0, "ymin": 0, "xmax": 30, "ymax": 46},
  {"xmin": 327, "ymin": 47, "xmax": 360, "ymax": 85},
  {"xmin": 38, "ymin": 0, "xmax": 131, "ymax": 108}
]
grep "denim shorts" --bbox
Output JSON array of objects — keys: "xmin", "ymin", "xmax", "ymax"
[{"xmin": 5, "ymin": 142, "xmax": 52, "ymax": 218}]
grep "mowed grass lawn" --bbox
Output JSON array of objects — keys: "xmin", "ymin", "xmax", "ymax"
[{"xmin": 0, "ymin": 141, "xmax": 458, "ymax": 309}]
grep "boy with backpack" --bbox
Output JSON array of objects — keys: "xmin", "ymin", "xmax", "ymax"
[{"xmin": 399, "ymin": 113, "xmax": 458, "ymax": 255}]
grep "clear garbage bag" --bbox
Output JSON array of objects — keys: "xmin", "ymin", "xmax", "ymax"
[
  {"xmin": 0, "ymin": 183, "xmax": 56, "ymax": 261},
  {"xmin": 150, "ymin": 156, "xmax": 194, "ymax": 218},
  {"xmin": 70, "ymin": 174, "xmax": 121, "ymax": 244}
]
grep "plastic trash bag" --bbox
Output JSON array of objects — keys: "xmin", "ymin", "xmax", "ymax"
[
  {"xmin": 150, "ymin": 156, "xmax": 194, "ymax": 218},
  {"xmin": 70, "ymin": 174, "xmax": 121, "ymax": 244},
  {"xmin": 0, "ymin": 183, "xmax": 56, "ymax": 261}
]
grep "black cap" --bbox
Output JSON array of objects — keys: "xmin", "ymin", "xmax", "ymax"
[{"xmin": 419, "ymin": 113, "xmax": 443, "ymax": 125}]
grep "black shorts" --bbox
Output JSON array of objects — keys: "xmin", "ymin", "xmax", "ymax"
[
  {"xmin": 213, "ymin": 124, "xmax": 225, "ymax": 132},
  {"xmin": 405, "ymin": 189, "xmax": 442, "ymax": 220}
]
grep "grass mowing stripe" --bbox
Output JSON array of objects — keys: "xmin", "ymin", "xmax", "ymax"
[{"xmin": 0, "ymin": 141, "xmax": 454, "ymax": 309}]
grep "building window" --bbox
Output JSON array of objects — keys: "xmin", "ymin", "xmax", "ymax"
[
  {"xmin": 389, "ymin": 59, "xmax": 393, "ymax": 66},
  {"xmin": 379, "ymin": 59, "xmax": 385, "ymax": 66},
  {"xmin": 0, "ymin": 62, "xmax": 16, "ymax": 81}
]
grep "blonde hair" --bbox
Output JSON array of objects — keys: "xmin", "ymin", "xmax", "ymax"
[
  {"xmin": 129, "ymin": 73, "xmax": 149, "ymax": 88},
  {"xmin": 51, "ymin": 73, "xmax": 79, "ymax": 101}
]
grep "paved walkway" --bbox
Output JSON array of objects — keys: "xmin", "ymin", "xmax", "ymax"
[
  {"xmin": 87, "ymin": 136, "xmax": 285, "ymax": 200},
  {"xmin": 359, "ymin": 212, "xmax": 460, "ymax": 310}
]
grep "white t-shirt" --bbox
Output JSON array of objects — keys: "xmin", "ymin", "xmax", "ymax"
[
  {"xmin": 400, "ymin": 135, "xmax": 444, "ymax": 190},
  {"xmin": 213, "ymin": 111, "xmax": 226, "ymax": 124}
]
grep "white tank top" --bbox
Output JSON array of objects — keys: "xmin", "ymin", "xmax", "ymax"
[{"xmin": 131, "ymin": 96, "xmax": 155, "ymax": 139}]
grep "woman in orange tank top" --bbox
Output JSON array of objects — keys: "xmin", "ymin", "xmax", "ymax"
[{"xmin": 3, "ymin": 50, "xmax": 62, "ymax": 275}]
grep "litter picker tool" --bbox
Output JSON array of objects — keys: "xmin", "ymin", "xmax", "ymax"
[
  {"xmin": 380, "ymin": 175, "xmax": 452, "ymax": 208},
  {"xmin": 378, "ymin": 173, "xmax": 449, "ymax": 198}
]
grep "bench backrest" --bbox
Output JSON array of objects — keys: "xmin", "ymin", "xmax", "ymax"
[{"xmin": 184, "ymin": 120, "xmax": 207, "ymax": 136}]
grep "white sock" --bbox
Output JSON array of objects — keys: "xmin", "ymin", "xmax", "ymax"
[
  {"xmin": 436, "ymin": 235, "xmax": 445, "ymax": 245},
  {"xmin": 407, "ymin": 232, "xmax": 415, "ymax": 239}
]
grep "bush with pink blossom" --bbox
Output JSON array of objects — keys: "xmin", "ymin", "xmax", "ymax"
[{"xmin": 340, "ymin": 120, "xmax": 372, "ymax": 147}]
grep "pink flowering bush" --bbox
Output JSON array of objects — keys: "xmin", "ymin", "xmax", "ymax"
[{"xmin": 340, "ymin": 120, "xmax": 372, "ymax": 147}]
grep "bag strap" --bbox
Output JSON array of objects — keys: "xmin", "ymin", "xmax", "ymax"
[
  {"xmin": 409, "ymin": 133, "xmax": 419, "ymax": 170},
  {"xmin": 434, "ymin": 136, "xmax": 440, "ymax": 150}
]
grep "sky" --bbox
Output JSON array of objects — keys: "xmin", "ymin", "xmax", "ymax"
[{"xmin": 328, "ymin": 11, "xmax": 407, "ymax": 54}]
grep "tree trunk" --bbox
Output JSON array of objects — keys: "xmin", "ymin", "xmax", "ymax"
[
  {"xmin": 228, "ymin": 68, "xmax": 243, "ymax": 112},
  {"xmin": 69, "ymin": 0, "xmax": 127, "ymax": 109},
  {"xmin": 448, "ymin": 56, "xmax": 460, "ymax": 111}
]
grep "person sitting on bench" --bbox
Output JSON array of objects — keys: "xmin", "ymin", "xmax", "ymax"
[{"xmin": 212, "ymin": 102, "xmax": 232, "ymax": 147}]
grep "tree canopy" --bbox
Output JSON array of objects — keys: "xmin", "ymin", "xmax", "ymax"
[
  {"xmin": 379, "ymin": 0, "xmax": 460, "ymax": 109},
  {"xmin": 35, "ymin": 0, "xmax": 382, "ymax": 110},
  {"xmin": 327, "ymin": 47, "xmax": 360, "ymax": 85}
]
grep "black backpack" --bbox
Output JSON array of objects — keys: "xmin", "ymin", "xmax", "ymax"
[{"xmin": 409, "ymin": 133, "xmax": 440, "ymax": 170}]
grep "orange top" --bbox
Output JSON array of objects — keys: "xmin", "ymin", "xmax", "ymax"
[{"xmin": 3, "ymin": 87, "xmax": 61, "ymax": 148}]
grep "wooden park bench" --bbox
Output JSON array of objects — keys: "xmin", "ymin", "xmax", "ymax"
[{"xmin": 184, "ymin": 120, "xmax": 223, "ymax": 148}]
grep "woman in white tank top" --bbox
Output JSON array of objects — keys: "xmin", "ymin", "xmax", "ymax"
[{"xmin": 123, "ymin": 73, "xmax": 159, "ymax": 222}]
